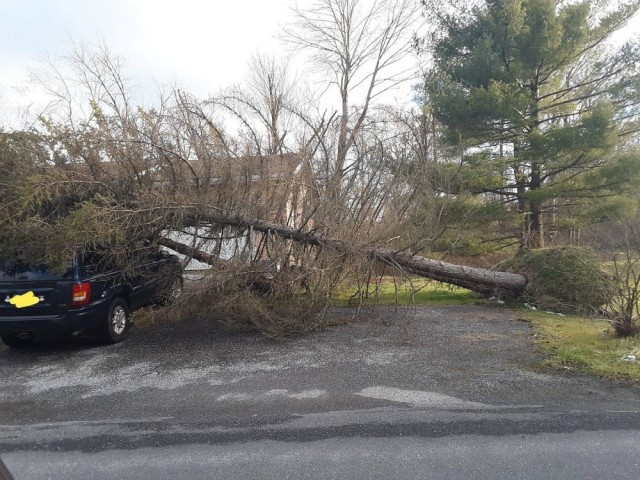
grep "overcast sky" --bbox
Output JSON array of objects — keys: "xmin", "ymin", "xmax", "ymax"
[
  {"xmin": 0, "ymin": 0, "xmax": 315, "ymax": 126},
  {"xmin": 1, "ymin": 0, "xmax": 638, "ymax": 129}
]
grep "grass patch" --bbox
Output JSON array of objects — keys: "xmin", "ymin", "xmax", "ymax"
[
  {"xmin": 523, "ymin": 309, "xmax": 640, "ymax": 383},
  {"xmin": 332, "ymin": 276, "xmax": 480, "ymax": 307}
]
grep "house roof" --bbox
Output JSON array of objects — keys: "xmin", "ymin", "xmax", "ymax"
[
  {"xmin": 187, "ymin": 152, "xmax": 303, "ymax": 182},
  {"xmin": 58, "ymin": 152, "xmax": 304, "ymax": 185}
]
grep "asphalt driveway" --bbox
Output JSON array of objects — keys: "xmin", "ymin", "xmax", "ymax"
[{"xmin": 1, "ymin": 305, "xmax": 640, "ymax": 479}]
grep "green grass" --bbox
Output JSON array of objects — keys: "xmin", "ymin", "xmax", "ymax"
[
  {"xmin": 522, "ymin": 309, "xmax": 640, "ymax": 383},
  {"xmin": 332, "ymin": 276, "xmax": 480, "ymax": 307}
]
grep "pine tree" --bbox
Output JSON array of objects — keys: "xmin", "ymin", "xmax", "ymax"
[{"xmin": 428, "ymin": 0, "xmax": 640, "ymax": 248}]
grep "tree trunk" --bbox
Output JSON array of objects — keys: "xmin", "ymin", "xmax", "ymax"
[
  {"xmin": 164, "ymin": 211, "xmax": 528, "ymax": 297},
  {"xmin": 371, "ymin": 248, "xmax": 527, "ymax": 296},
  {"xmin": 524, "ymin": 163, "xmax": 544, "ymax": 249},
  {"xmin": 527, "ymin": 200, "xmax": 544, "ymax": 248}
]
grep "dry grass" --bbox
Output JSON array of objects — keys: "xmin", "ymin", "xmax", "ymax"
[{"xmin": 132, "ymin": 268, "xmax": 335, "ymax": 338}]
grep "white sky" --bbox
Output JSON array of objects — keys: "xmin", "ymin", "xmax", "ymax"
[
  {"xmin": 0, "ymin": 0, "xmax": 638, "ymax": 129},
  {"xmin": 0, "ymin": 0, "xmax": 319, "ymax": 127}
]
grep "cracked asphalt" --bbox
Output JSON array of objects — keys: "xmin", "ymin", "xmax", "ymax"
[{"xmin": 1, "ymin": 305, "xmax": 640, "ymax": 479}]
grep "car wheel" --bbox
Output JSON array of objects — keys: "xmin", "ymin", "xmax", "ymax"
[
  {"xmin": 98, "ymin": 297, "xmax": 130, "ymax": 344},
  {"xmin": 157, "ymin": 275, "xmax": 183, "ymax": 306},
  {"xmin": 0, "ymin": 332, "xmax": 36, "ymax": 348}
]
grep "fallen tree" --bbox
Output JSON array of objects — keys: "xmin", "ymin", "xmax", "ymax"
[{"xmin": 159, "ymin": 210, "xmax": 529, "ymax": 297}]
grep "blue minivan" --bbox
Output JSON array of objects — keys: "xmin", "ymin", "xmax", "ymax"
[{"xmin": 0, "ymin": 249, "xmax": 182, "ymax": 347}]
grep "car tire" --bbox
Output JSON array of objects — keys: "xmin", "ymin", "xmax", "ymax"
[
  {"xmin": 157, "ymin": 275, "xmax": 183, "ymax": 306},
  {"xmin": 0, "ymin": 332, "xmax": 36, "ymax": 348},
  {"xmin": 98, "ymin": 298, "xmax": 130, "ymax": 344}
]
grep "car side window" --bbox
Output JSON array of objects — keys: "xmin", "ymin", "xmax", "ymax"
[{"xmin": 82, "ymin": 252, "xmax": 119, "ymax": 277}]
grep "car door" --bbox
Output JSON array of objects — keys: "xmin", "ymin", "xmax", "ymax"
[{"xmin": 125, "ymin": 249, "xmax": 167, "ymax": 309}]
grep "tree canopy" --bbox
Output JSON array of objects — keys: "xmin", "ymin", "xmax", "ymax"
[{"xmin": 428, "ymin": 0, "xmax": 640, "ymax": 248}]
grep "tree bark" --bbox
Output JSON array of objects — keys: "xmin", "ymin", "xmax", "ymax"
[
  {"xmin": 156, "ymin": 236, "xmax": 229, "ymax": 269},
  {"xmin": 163, "ymin": 211, "xmax": 528, "ymax": 297}
]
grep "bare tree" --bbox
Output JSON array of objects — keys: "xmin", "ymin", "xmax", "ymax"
[
  {"xmin": 207, "ymin": 53, "xmax": 301, "ymax": 156},
  {"xmin": 284, "ymin": 0, "xmax": 419, "ymax": 199}
]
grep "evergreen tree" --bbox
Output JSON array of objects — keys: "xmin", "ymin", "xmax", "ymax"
[{"xmin": 428, "ymin": 0, "xmax": 640, "ymax": 248}]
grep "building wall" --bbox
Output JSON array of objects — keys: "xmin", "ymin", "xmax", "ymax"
[{"xmin": 162, "ymin": 226, "xmax": 255, "ymax": 271}]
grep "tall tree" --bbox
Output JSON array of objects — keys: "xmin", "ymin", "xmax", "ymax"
[
  {"xmin": 209, "ymin": 53, "xmax": 300, "ymax": 156},
  {"xmin": 285, "ymin": 0, "xmax": 418, "ymax": 200},
  {"xmin": 427, "ymin": 0, "xmax": 640, "ymax": 248}
]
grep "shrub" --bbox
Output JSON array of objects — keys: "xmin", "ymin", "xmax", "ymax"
[
  {"xmin": 607, "ymin": 248, "xmax": 640, "ymax": 337},
  {"xmin": 498, "ymin": 246, "xmax": 613, "ymax": 315}
]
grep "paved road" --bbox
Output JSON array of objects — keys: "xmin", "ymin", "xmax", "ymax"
[{"xmin": 1, "ymin": 305, "xmax": 639, "ymax": 479}]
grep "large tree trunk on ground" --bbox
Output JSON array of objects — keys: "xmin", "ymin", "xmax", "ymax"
[
  {"xmin": 160, "ymin": 211, "xmax": 528, "ymax": 297},
  {"xmin": 370, "ymin": 248, "xmax": 527, "ymax": 296}
]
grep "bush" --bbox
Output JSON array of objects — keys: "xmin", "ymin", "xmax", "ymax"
[
  {"xmin": 497, "ymin": 246, "xmax": 613, "ymax": 315},
  {"xmin": 607, "ymin": 248, "xmax": 640, "ymax": 337}
]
